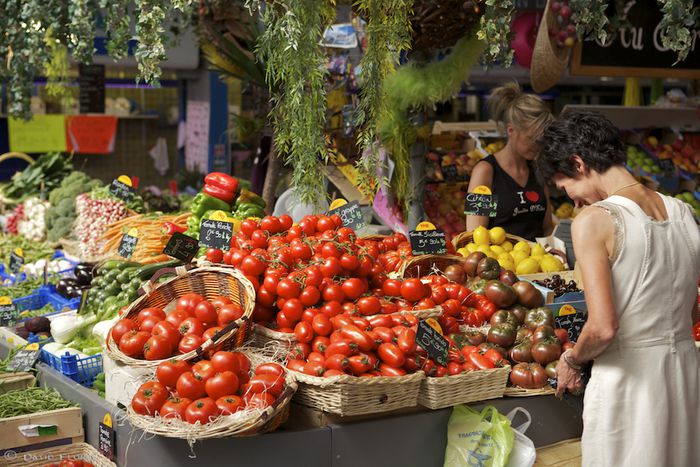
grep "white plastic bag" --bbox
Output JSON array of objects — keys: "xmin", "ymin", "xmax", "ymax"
[{"xmin": 505, "ymin": 407, "xmax": 537, "ymax": 467}]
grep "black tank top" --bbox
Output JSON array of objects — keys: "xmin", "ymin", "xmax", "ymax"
[{"xmin": 483, "ymin": 154, "xmax": 547, "ymax": 241}]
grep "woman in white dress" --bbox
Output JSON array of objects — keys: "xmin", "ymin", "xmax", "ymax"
[{"xmin": 535, "ymin": 111, "xmax": 700, "ymax": 467}]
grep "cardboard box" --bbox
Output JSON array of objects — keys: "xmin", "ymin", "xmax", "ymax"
[
  {"xmin": 0, "ymin": 407, "xmax": 83, "ymax": 451},
  {"xmin": 534, "ymin": 438, "xmax": 582, "ymax": 466}
]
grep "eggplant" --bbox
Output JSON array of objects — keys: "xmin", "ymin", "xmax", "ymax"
[
  {"xmin": 75, "ymin": 269, "xmax": 93, "ymax": 286},
  {"xmin": 56, "ymin": 278, "xmax": 79, "ymax": 297},
  {"xmin": 14, "ymin": 326, "xmax": 29, "ymax": 339},
  {"xmin": 64, "ymin": 284, "xmax": 82, "ymax": 298},
  {"xmin": 25, "ymin": 316, "xmax": 51, "ymax": 333}
]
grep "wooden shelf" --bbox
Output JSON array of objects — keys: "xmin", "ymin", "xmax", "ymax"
[{"xmin": 561, "ymin": 105, "xmax": 700, "ymax": 131}]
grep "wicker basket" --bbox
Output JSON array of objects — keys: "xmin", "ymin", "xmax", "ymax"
[
  {"xmin": 126, "ymin": 349, "xmax": 296, "ymax": 439},
  {"xmin": 250, "ymin": 323, "xmax": 297, "ymax": 353},
  {"xmin": 452, "ymin": 230, "xmax": 532, "ymax": 251},
  {"xmin": 359, "ymin": 234, "xmax": 390, "ymax": 242},
  {"xmin": 399, "ymin": 254, "xmax": 467, "ymax": 278},
  {"xmin": 530, "ymin": 0, "xmax": 571, "ymax": 93},
  {"xmin": 4, "ymin": 442, "xmax": 115, "ymax": 467},
  {"xmin": 289, "ymin": 370, "xmax": 424, "ymax": 416},
  {"xmin": 418, "ymin": 366, "xmax": 510, "ymax": 410},
  {"xmin": 105, "ymin": 264, "xmax": 255, "ymax": 368},
  {"xmin": 504, "ymin": 385, "xmax": 556, "ymax": 397}
]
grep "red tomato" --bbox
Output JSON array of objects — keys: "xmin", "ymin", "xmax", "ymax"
[
  {"xmin": 308, "ymin": 351, "xmax": 325, "ymax": 364},
  {"xmin": 341, "ymin": 278, "xmax": 366, "ymax": 300},
  {"xmin": 308, "ymin": 312, "xmax": 331, "ymax": 336},
  {"xmin": 397, "ymin": 329, "xmax": 417, "ymax": 355},
  {"xmin": 240, "ymin": 255, "xmax": 266, "ymax": 276},
  {"xmin": 254, "ymin": 362, "xmax": 286, "ymax": 378},
  {"xmin": 144, "ymin": 335, "xmax": 173, "ymax": 360},
  {"xmin": 206, "ymin": 248, "xmax": 224, "ymax": 263},
  {"xmin": 185, "ymin": 398, "xmax": 218, "ymax": 425},
  {"xmin": 137, "ymin": 307, "xmax": 166, "ymax": 324},
  {"xmin": 151, "ymin": 321, "xmax": 180, "ymax": 349},
  {"xmin": 277, "ymin": 278, "xmax": 301, "ymax": 299},
  {"xmin": 321, "ymin": 301, "xmax": 342, "ymax": 317},
  {"xmin": 216, "ymin": 395, "xmax": 244, "ymax": 415},
  {"xmin": 205, "ymin": 371, "xmax": 240, "ymax": 400},
  {"xmin": 202, "ymin": 326, "xmax": 224, "ymax": 341},
  {"xmin": 303, "ymin": 360, "xmax": 326, "ymax": 377},
  {"xmin": 286, "ymin": 359, "xmax": 306, "ymax": 373},
  {"xmin": 156, "ymin": 359, "xmax": 191, "ymax": 388},
  {"xmin": 288, "ymin": 342, "xmax": 311, "ymax": 360},
  {"xmin": 119, "ymin": 330, "xmax": 150, "ymax": 358},
  {"xmin": 340, "ymin": 253, "xmax": 360, "ymax": 272},
  {"xmin": 373, "ymin": 327, "xmax": 395, "ymax": 344},
  {"xmin": 294, "ymin": 321, "xmax": 314, "ymax": 343},
  {"xmin": 282, "ymin": 299, "xmax": 304, "ymax": 322},
  {"xmin": 322, "ymin": 283, "xmax": 345, "ymax": 303},
  {"xmin": 554, "ymin": 328, "xmax": 569, "ymax": 344},
  {"xmin": 178, "ymin": 334, "xmax": 203, "ymax": 354},
  {"xmin": 231, "ymin": 352, "xmax": 251, "ymax": 375},
  {"xmin": 244, "ymin": 374, "xmax": 285, "ymax": 397},
  {"xmin": 240, "ymin": 219, "xmax": 258, "ymax": 237},
  {"xmin": 217, "ymin": 303, "xmax": 244, "ymax": 326},
  {"xmin": 165, "ymin": 309, "xmax": 191, "ymax": 328},
  {"xmin": 245, "ymin": 392, "xmax": 276, "ymax": 409},
  {"xmin": 401, "ymin": 278, "xmax": 426, "ymax": 302},
  {"xmin": 468, "ymin": 352, "xmax": 495, "ymax": 370},
  {"xmin": 324, "ymin": 353, "xmax": 350, "ymax": 372},
  {"xmin": 110, "ymin": 319, "xmax": 138, "ymax": 344},
  {"xmin": 260, "ymin": 215, "xmax": 282, "ymax": 234},
  {"xmin": 179, "ymin": 317, "xmax": 205, "ymax": 337},
  {"xmin": 356, "ymin": 296, "xmax": 381, "ymax": 316},
  {"xmin": 301, "ymin": 307, "xmax": 319, "ymax": 324},
  {"xmin": 339, "ymin": 325, "xmax": 375, "ymax": 352},
  {"xmin": 379, "ymin": 363, "xmax": 407, "ymax": 377},
  {"xmin": 193, "ymin": 301, "xmax": 218, "ymax": 325},
  {"xmin": 378, "ymin": 343, "xmax": 406, "ymax": 368},
  {"xmin": 250, "ymin": 230, "xmax": 269, "ymax": 249},
  {"xmin": 135, "ymin": 316, "xmax": 159, "ymax": 334},
  {"xmin": 191, "ymin": 361, "xmax": 216, "ymax": 382},
  {"xmin": 297, "ymin": 286, "xmax": 320, "ymax": 306},
  {"xmin": 278, "ymin": 214, "xmax": 293, "ymax": 231},
  {"xmin": 347, "ymin": 355, "xmax": 373, "ymax": 375},
  {"xmin": 209, "ymin": 351, "xmax": 240, "ymax": 374},
  {"xmin": 158, "ymin": 397, "xmax": 192, "ymax": 419},
  {"xmin": 131, "ymin": 381, "xmax": 168, "ymax": 415},
  {"xmin": 312, "ymin": 336, "xmax": 330, "ymax": 354},
  {"xmin": 176, "ymin": 293, "xmax": 205, "ymax": 314}
]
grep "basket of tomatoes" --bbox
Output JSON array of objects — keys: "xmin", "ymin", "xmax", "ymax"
[
  {"xmin": 4, "ymin": 442, "xmax": 115, "ymax": 467},
  {"xmin": 398, "ymin": 254, "xmax": 468, "ymax": 280},
  {"xmin": 105, "ymin": 264, "xmax": 255, "ymax": 369},
  {"xmin": 126, "ymin": 348, "xmax": 296, "ymax": 439}
]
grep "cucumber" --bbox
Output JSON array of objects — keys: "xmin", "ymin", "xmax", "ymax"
[
  {"xmin": 98, "ymin": 260, "xmax": 139, "ymax": 274},
  {"xmin": 135, "ymin": 259, "xmax": 183, "ymax": 280}
]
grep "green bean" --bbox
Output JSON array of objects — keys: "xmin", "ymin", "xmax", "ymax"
[{"xmin": 0, "ymin": 387, "xmax": 75, "ymax": 418}]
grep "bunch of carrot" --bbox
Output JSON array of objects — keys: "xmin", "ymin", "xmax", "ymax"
[{"xmin": 100, "ymin": 213, "xmax": 189, "ymax": 263}]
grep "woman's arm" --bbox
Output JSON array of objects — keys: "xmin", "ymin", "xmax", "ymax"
[
  {"xmin": 465, "ymin": 161, "xmax": 494, "ymax": 232},
  {"xmin": 542, "ymin": 185, "xmax": 555, "ymax": 237}
]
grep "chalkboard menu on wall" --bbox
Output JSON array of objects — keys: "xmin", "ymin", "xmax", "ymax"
[
  {"xmin": 571, "ymin": 0, "xmax": 700, "ymax": 79},
  {"xmin": 79, "ymin": 64, "xmax": 106, "ymax": 113}
]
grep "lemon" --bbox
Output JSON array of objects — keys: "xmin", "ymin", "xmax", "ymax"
[
  {"xmin": 476, "ymin": 244, "xmax": 492, "ymax": 256},
  {"xmin": 515, "ymin": 257, "xmax": 540, "ymax": 275},
  {"xmin": 490, "ymin": 245, "xmax": 505, "ymax": 255},
  {"xmin": 498, "ymin": 257, "xmax": 515, "ymax": 272},
  {"xmin": 513, "ymin": 241, "xmax": 531, "ymax": 256},
  {"xmin": 466, "ymin": 242, "xmax": 479, "ymax": 253},
  {"xmin": 486, "ymin": 251, "xmax": 499, "ymax": 260},
  {"xmin": 531, "ymin": 244, "xmax": 546, "ymax": 257},
  {"xmin": 511, "ymin": 250, "xmax": 529, "ymax": 265},
  {"xmin": 540, "ymin": 255, "xmax": 564, "ymax": 272},
  {"xmin": 457, "ymin": 247, "xmax": 470, "ymax": 257},
  {"xmin": 501, "ymin": 240, "xmax": 513, "ymax": 252},
  {"xmin": 472, "ymin": 226, "xmax": 490, "ymax": 245},
  {"xmin": 488, "ymin": 227, "xmax": 506, "ymax": 245}
]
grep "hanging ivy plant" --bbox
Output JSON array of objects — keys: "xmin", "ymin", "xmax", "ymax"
[
  {"xmin": 569, "ymin": 0, "xmax": 609, "ymax": 43},
  {"xmin": 100, "ymin": 0, "xmax": 131, "ymax": 59},
  {"xmin": 477, "ymin": 0, "xmax": 515, "ymax": 66},
  {"xmin": 248, "ymin": 0, "xmax": 336, "ymax": 206},
  {"xmin": 353, "ymin": 0, "xmax": 413, "ymax": 198},
  {"xmin": 656, "ymin": 0, "xmax": 699, "ymax": 62}
]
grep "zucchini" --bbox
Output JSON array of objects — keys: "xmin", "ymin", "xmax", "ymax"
[
  {"xmin": 135, "ymin": 259, "xmax": 183, "ymax": 280},
  {"xmin": 98, "ymin": 260, "xmax": 140, "ymax": 274}
]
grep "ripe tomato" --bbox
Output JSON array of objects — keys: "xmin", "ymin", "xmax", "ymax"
[
  {"xmin": 176, "ymin": 293, "xmax": 205, "ymax": 314},
  {"xmin": 368, "ymin": 315, "xmax": 394, "ymax": 328},
  {"xmin": 319, "ymin": 301, "xmax": 341, "ymax": 317},
  {"xmin": 250, "ymin": 230, "xmax": 269, "ymax": 249},
  {"xmin": 303, "ymin": 360, "xmax": 325, "ymax": 377},
  {"xmin": 340, "ymin": 253, "xmax": 360, "ymax": 272},
  {"xmin": 379, "ymin": 363, "xmax": 407, "ymax": 377},
  {"xmin": 301, "ymin": 307, "xmax": 320, "ymax": 324},
  {"xmin": 110, "ymin": 319, "xmax": 138, "ymax": 344},
  {"xmin": 245, "ymin": 392, "xmax": 276, "ymax": 409},
  {"xmin": 378, "ymin": 343, "xmax": 406, "ymax": 368},
  {"xmin": 210, "ymin": 351, "xmax": 241, "ymax": 374},
  {"xmin": 289, "ymin": 342, "xmax": 311, "ymax": 360},
  {"xmin": 286, "ymin": 359, "xmax": 306, "ymax": 373},
  {"xmin": 202, "ymin": 326, "xmax": 224, "ymax": 341},
  {"xmin": 257, "ymin": 288, "xmax": 276, "ymax": 308},
  {"xmin": 339, "ymin": 325, "xmax": 375, "ymax": 352},
  {"xmin": 276, "ymin": 310, "xmax": 296, "ymax": 330},
  {"xmin": 554, "ymin": 328, "xmax": 569, "ymax": 344},
  {"xmin": 373, "ymin": 327, "xmax": 394, "ymax": 344},
  {"xmin": 278, "ymin": 214, "xmax": 293, "ymax": 231},
  {"xmin": 231, "ymin": 352, "xmax": 251, "ymax": 375},
  {"xmin": 320, "ymin": 257, "xmax": 342, "ymax": 278},
  {"xmin": 312, "ymin": 336, "xmax": 330, "ymax": 354},
  {"xmin": 255, "ymin": 362, "xmax": 286, "ymax": 378},
  {"xmin": 165, "ymin": 309, "xmax": 190, "ymax": 328},
  {"xmin": 216, "ymin": 395, "xmax": 244, "ymax": 415},
  {"xmin": 321, "ymin": 283, "xmax": 344, "ymax": 303},
  {"xmin": 311, "ymin": 313, "xmax": 332, "ymax": 336},
  {"xmin": 397, "ymin": 329, "xmax": 417, "ymax": 355},
  {"xmin": 464, "ymin": 308, "xmax": 487, "ymax": 327},
  {"xmin": 240, "ymin": 255, "xmax": 266, "ymax": 276},
  {"xmin": 131, "ymin": 381, "xmax": 168, "ymax": 415},
  {"xmin": 158, "ymin": 397, "xmax": 192, "ymax": 419},
  {"xmin": 282, "ymin": 299, "xmax": 304, "ymax": 322},
  {"xmin": 347, "ymin": 355, "xmax": 373, "ymax": 375},
  {"xmin": 179, "ymin": 317, "xmax": 205, "ymax": 336},
  {"xmin": 325, "ymin": 353, "xmax": 350, "ymax": 372},
  {"xmin": 341, "ymin": 278, "xmax": 366, "ymax": 300},
  {"xmin": 144, "ymin": 335, "xmax": 173, "ymax": 360},
  {"xmin": 194, "ymin": 301, "xmax": 218, "ymax": 325},
  {"xmin": 185, "ymin": 398, "xmax": 218, "ymax": 425},
  {"xmin": 178, "ymin": 334, "xmax": 203, "ymax": 354},
  {"xmin": 294, "ymin": 321, "xmax": 314, "ymax": 343},
  {"xmin": 206, "ymin": 248, "xmax": 224, "ymax": 263},
  {"xmin": 510, "ymin": 362, "xmax": 548, "ymax": 389},
  {"xmin": 151, "ymin": 321, "xmax": 180, "ymax": 349},
  {"xmin": 260, "ymin": 215, "xmax": 282, "ymax": 234},
  {"xmin": 401, "ymin": 278, "xmax": 426, "ymax": 302},
  {"xmin": 156, "ymin": 359, "xmax": 191, "ymax": 388},
  {"xmin": 468, "ymin": 352, "xmax": 495, "ymax": 370},
  {"xmin": 191, "ymin": 361, "xmax": 216, "ymax": 382},
  {"xmin": 217, "ymin": 303, "xmax": 245, "ymax": 326},
  {"xmin": 119, "ymin": 331, "xmax": 150, "ymax": 358},
  {"xmin": 244, "ymin": 374, "xmax": 285, "ymax": 397},
  {"xmin": 205, "ymin": 371, "xmax": 240, "ymax": 400},
  {"xmin": 277, "ymin": 278, "xmax": 301, "ymax": 299},
  {"xmin": 137, "ymin": 307, "xmax": 166, "ymax": 324},
  {"xmin": 356, "ymin": 296, "xmax": 381, "ymax": 316}
]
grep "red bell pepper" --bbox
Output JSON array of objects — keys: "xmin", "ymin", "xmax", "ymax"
[
  {"xmin": 204, "ymin": 172, "xmax": 239, "ymax": 195},
  {"xmin": 203, "ymin": 184, "xmax": 235, "ymax": 203},
  {"xmin": 162, "ymin": 222, "xmax": 186, "ymax": 236}
]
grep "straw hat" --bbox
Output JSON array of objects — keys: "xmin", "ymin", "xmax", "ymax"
[{"xmin": 530, "ymin": 0, "xmax": 571, "ymax": 93}]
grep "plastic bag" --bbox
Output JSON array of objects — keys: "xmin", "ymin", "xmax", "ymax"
[
  {"xmin": 444, "ymin": 405, "xmax": 514, "ymax": 467},
  {"xmin": 505, "ymin": 408, "xmax": 536, "ymax": 467}
]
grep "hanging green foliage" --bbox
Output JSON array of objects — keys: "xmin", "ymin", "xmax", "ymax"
[
  {"xmin": 569, "ymin": 1, "xmax": 610, "ymax": 43},
  {"xmin": 656, "ymin": 0, "xmax": 699, "ymax": 62},
  {"xmin": 99, "ymin": 0, "xmax": 131, "ymax": 59},
  {"xmin": 248, "ymin": 0, "xmax": 336, "ymax": 206},
  {"xmin": 477, "ymin": 0, "xmax": 514, "ymax": 66},
  {"xmin": 353, "ymin": 0, "xmax": 413, "ymax": 198},
  {"xmin": 44, "ymin": 29, "xmax": 71, "ymax": 98}
]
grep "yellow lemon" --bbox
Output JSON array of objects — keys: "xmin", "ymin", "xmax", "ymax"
[
  {"xmin": 513, "ymin": 241, "xmax": 531, "ymax": 256},
  {"xmin": 472, "ymin": 226, "xmax": 490, "ymax": 245},
  {"xmin": 515, "ymin": 257, "xmax": 540, "ymax": 275},
  {"xmin": 511, "ymin": 250, "xmax": 529, "ymax": 265},
  {"xmin": 498, "ymin": 257, "xmax": 515, "ymax": 272},
  {"xmin": 540, "ymin": 255, "xmax": 564, "ymax": 272},
  {"xmin": 490, "ymin": 245, "xmax": 505, "ymax": 255},
  {"xmin": 466, "ymin": 242, "xmax": 479, "ymax": 253},
  {"xmin": 531, "ymin": 244, "xmax": 547, "ymax": 257},
  {"xmin": 488, "ymin": 227, "xmax": 506, "ymax": 245},
  {"xmin": 457, "ymin": 247, "xmax": 470, "ymax": 257},
  {"xmin": 476, "ymin": 244, "xmax": 492, "ymax": 256},
  {"xmin": 501, "ymin": 240, "xmax": 513, "ymax": 252}
]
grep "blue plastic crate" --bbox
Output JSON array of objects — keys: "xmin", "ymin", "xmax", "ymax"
[
  {"xmin": 40, "ymin": 348, "xmax": 103, "ymax": 387},
  {"xmin": 13, "ymin": 284, "xmax": 80, "ymax": 313},
  {"xmin": 0, "ymin": 264, "xmax": 27, "ymax": 284}
]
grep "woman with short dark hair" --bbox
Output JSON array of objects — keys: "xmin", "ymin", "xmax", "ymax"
[{"xmin": 536, "ymin": 111, "xmax": 700, "ymax": 466}]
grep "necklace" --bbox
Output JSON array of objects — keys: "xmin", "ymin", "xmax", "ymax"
[{"xmin": 610, "ymin": 181, "xmax": 640, "ymax": 196}]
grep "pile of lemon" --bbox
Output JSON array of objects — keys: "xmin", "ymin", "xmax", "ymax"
[{"xmin": 457, "ymin": 226, "xmax": 565, "ymax": 274}]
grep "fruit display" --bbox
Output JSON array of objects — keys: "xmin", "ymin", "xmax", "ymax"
[
  {"xmin": 644, "ymin": 134, "xmax": 700, "ymax": 174},
  {"xmin": 674, "ymin": 191, "xmax": 700, "ymax": 219},
  {"xmin": 533, "ymin": 274, "xmax": 581, "ymax": 298},
  {"xmin": 553, "ymin": 201, "xmax": 576, "ymax": 219},
  {"xmin": 456, "ymin": 226, "xmax": 565, "ymax": 274},
  {"xmin": 626, "ymin": 145, "xmax": 662, "ymax": 174},
  {"xmin": 423, "ymin": 182, "xmax": 469, "ymax": 240},
  {"xmin": 110, "ymin": 294, "xmax": 245, "ymax": 360},
  {"xmin": 548, "ymin": 0, "xmax": 576, "ymax": 49},
  {"xmin": 424, "ymin": 150, "xmax": 483, "ymax": 182}
]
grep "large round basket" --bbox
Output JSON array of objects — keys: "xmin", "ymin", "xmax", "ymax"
[
  {"xmin": 398, "ymin": 254, "xmax": 467, "ymax": 278},
  {"xmin": 126, "ymin": 349, "xmax": 297, "ymax": 439},
  {"xmin": 452, "ymin": 230, "xmax": 531, "ymax": 251},
  {"xmin": 105, "ymin": 264, "xmax": 255, "ymax": 368},
  {"xmin": 4, "ymin": 443, "xmax": 115, "ymax": 467},
  {"xmin": 289, "ymin": 370, "xmax": 424, "ymax": 417},
  {"xmin": 418, "ymin": 366, "xmax": 510, "ymax": 410}
]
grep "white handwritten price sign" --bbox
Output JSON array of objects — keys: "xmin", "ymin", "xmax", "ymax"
[
  {"xmin": 118, "ymin": 228, "xmax": 138, "ymax": 259},
  {"xmin": 464, "ymin": 185, "xmax": 498, "ymax": 217},
  {"xmin": 109, "ymin": 174, "xmax": 135, "ymax": 201},
  {"xmin": 409, "ymin": 221, "xmax": 447, "ymax": 256},
  {"xmin": 329, "ymin": 199, "xmax": 366, "ymax": 231},
  {"xmin": 199, "ymin": 218, "xmax": 234, "ymax": 251},
  {"xmin": 416, "ymin": 319, "xmax": 448, "ymax": 366}
]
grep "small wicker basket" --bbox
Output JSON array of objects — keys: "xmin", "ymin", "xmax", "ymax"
[
  {"xmin": 418, "ymin": 366, "xmax": 510, "ymax": 410},
  {"xmin": 504, "ymin": 385, "xmax": 556, "ymax": 397},
  {"xmin": 398, "ymin": 254, "xmax": 467, "ymax": 278},
  {"xmin": 289, "ymin": 370, "xmax": 424, "ymax": 417},
  {"xmin": 4, "ymin": 442, "xmax": 115, "ymax": 467},
  {"xmin": 105, "ymin": 264, "xmax": 255, "ymax": 368},
  {"xmin": 452, "ymin": 230, "xmax": 531, "ymax": 251}
]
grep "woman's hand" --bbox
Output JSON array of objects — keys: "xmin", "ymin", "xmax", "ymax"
[{"xmin": 555, "ymin": 358, "xmax": 584, "ymax": 398}]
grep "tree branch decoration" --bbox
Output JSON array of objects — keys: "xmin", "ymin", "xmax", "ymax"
[{"xmin": 354, "ymin": 0, "xmax": 413, "ymax": 199}]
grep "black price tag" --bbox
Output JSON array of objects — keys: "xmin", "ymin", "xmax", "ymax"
[
  {"xmin": 441, "ymin": 164, "xmax": 458, "ymax": 181},
  {"xmin": 6, "ymin": 348, "xmax": 41, "ymax": 372},
  {"xmin": 199, "ymin": 219, "xmax": 234, "ymax": 251},
  {"xmin": 658, "ymin": 158, "xmax": 675, "ymax": 174},
  {"xmin": 9, "ymin": 250, "xmax": 24, "ymax": 275},
  {"xmin": 109, "ymin": 179, "xmax": 135, "ymax": 202},
  {"xmin": 163, "ymin": 232, "xmax": 199, "ymax": 262},
  {"xmin": 409, "ymin": 229, "xmax": 447, "ymax": 256},
  {"xmin": 464, "ymin": 192, "xmax": 498, "ymax": 217},
  {"xmin": 554, "ymin": 311, "xmax": 587, "ymax": 344},
  {"xmin": 79, "ymin": 64, "xmax": 105, "ymax": 114},
  {"xmin": 416, "ymin": 319, "xmax": 448, "ymax": 366},
  {"xmin": 98, "ymin": 420, "xmax": 116, "ymax": 461},
  {"xmin": 118, "ymin": 234, "xmax": 138, "ymax": 259},
  {"xmin": 329, "ymin": 200, "xmax": 366, "ymax": 231},
  {"xmin": 0, "ymin": 300, "xmax": 18, "ymax": 327}
]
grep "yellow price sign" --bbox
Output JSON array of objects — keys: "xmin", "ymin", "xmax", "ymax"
[
  {"xmin": 25, "ymin": 343, "xmax": 39, "ymax": 351},
  {"xmin": 0, "ymin": 296, "xmax": 12, "ymax": 306},
  {"xmin": 558, "ymin": 304, "xmax": 576, "ymax": 316},
  {"xmin": 416, "ymin": 221, "xmax": 437, "ymax": 231},
  {"xmin": 472, "ymin": 185, "xmax": 492, "ymax": 195},
  {"xmin": 127, "ymin": 228, "xmax": 139, "ymax": 238},
  {"xmin": 208, "ymin": 210, "xmax": 229, "ymax": 222},
  {"xmin": 117, "ymin": 175, "xmax": 133, "ymax": 187},
  {"xmin": 425, "ymin": 318, "xmax": 443, "ymax": 335},
  {"xmin": 103, "ymin": 413, "xmax": 113, "ymax": 428},
  {"xmin": 329, "ymin": 198, "xmax": 348, "ymax": 211},
  {"xmin": 14, "ymin": 248, "xmax": 24, "ymax": 258}
]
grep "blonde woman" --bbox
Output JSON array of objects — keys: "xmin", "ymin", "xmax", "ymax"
[{"xmin": 466, "ymin": 83, "xmax": 555, "ymax": 241}]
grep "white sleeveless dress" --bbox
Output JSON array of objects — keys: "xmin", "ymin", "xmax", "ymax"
[{"xmin": 582, "ymin": 194, "xmax": 700, "ymax": 467}]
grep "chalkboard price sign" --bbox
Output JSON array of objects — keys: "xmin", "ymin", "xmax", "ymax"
[
  {"xmin": 79, "ymin": 64, "xmax": 105, "ymax": 114},
  {"xmin": 409, "ymin": 229, "xmax": 447, "ymax": 256},
  {"xmin": 554, "ymin": 311, "xmax": 587, "ymax": 344},
  {"xmin": 464, "ymin": 192, "xmax": 498, "ymax": 217},
  {"xmin": 163, "ymin": 232, "xmax": 199, "ymax": 262},
  {"xmin": 109, "ymin": 179, "xmax": 135, "ymax": 202},
  {"xmin": 6, "ymin": 348, "xmax": 41, "ymax": 372},
  {"xmin": 0, "ymin": 299, "xmax": 18, "ymax": 327},
  {"xmin": 9, "ymin": 249, "xmax": 24, "ymax": 274},
  {"xmin": 199, "ymin": 219, "xmax": 234, "ymax": 251},
  {"xmin": 329, "ymin": 200, "xmax": 366, "ymax": 231},
  {"xmin": 416, "ymin": 319, "xmax": 448, "ymax": 366},
  {"xmin": 98, "ymin": 420, "xmax": 116, "ymax": 460},
  {"xmin": 118, "ymin": 233, "xmax": 138, "ymax": 259}
]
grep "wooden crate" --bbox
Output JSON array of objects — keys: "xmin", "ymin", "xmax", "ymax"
[
  {"xmin": 0, "ymin": 407, "xmax": 84, "ymax": 451},
  {"xmin": 534, "ymin": 438, "xmax": 582, "ymax": 466},
  {"xmin": 0, "ymin": 372, "xmax": 36, "ymax": 394}
]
